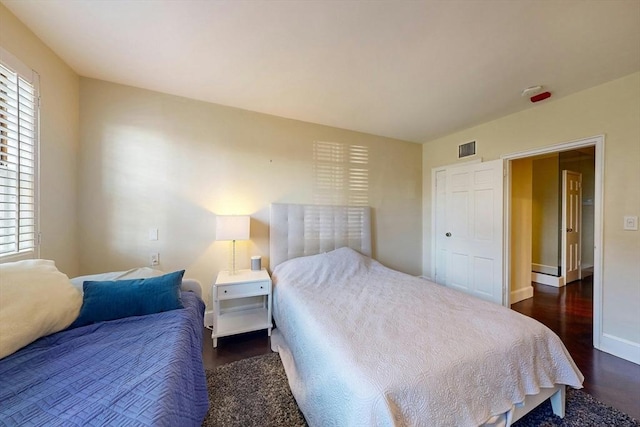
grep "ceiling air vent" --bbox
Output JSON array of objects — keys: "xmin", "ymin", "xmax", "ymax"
[{"xmin": 458, "ymin": 141, "xmax": 476, "ymax": 158}]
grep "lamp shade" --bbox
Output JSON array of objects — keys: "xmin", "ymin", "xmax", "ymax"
[{"xmin": 216, "ymin": 215, "xmax": 250, "ymax": 241}]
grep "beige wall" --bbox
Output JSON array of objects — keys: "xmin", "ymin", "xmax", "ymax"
[
  {"xmin": 531, "ymin": 150, "xmax": 596, "ymax": 274},
  {"xmin": 510, "ymin": 158, "xmax": 532, "ymax": 303},
  {"xmin": 0, "ymin": 4, "xmax": 80, "ymax": 275},
  {"xmin": 532, "ymin": 155, "xmax": 559, "ymax": 270},
  {"xmin": 422, "ymin": 72, "xmax": 640, "ymax": 351},
  {"xmin": 78, "ymin": 78, "xmax": 422, "ymax": 306}
]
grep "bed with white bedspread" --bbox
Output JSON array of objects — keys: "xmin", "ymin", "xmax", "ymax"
[{"xmin": 268, "ymin": 203, "xmax": 584, "ymax": 427}]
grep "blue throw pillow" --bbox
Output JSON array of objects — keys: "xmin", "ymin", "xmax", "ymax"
[{"xmin": 70, "ymin": 270, "xmax": 185, "ymax": 328}]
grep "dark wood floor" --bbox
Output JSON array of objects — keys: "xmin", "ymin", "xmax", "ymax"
[
  {"xmin": 202, "ymin": 274, "xmax": 640, "ymax": 420},
  {"xmin": 202, "ymin": 327, "xmax": 272, "ymax": 370},
  {"xmin": 511, "ymin": 275, "xmax": 640, "ymax": 420}
]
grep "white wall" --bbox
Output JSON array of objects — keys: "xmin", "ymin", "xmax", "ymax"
[
  {"xmin": 0, "ymin": 4, "xmax": 80, "ymax": 275},
  {"xmin": 78, "ymin": 78, "xmax": 422, "ymax": 307},
  {"xmin": 422, "ymin": 72, "xmax": 640, "ymax": 362}
]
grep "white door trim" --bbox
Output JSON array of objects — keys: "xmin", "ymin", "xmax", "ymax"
[{"xmin": 502, "ymin": 135, "xmax": 604, "ymax": 351}]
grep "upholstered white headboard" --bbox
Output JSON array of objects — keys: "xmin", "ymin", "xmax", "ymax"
[{"xmin": 269, "ymin": 203, "xmax": 372, "ymax": 269}]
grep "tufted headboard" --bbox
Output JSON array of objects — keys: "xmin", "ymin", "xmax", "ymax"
[{"xmin": 269, "ymin": 203, "xmax": 372, "ymax": 270}]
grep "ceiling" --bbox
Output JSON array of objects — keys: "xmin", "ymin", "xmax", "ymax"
[{"xmin": 3, "ymin": 0, "xmax": 639, "ymax": 143}]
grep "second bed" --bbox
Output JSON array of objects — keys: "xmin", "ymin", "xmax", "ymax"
[{"xmin": 269, "ymin": 203, "xmax": 584, "ymax": 427}]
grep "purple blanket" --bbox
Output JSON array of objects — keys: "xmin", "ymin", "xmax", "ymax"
[{"xmin": 0, "ymin": 292, "xmax": 208, "ymax": 426}]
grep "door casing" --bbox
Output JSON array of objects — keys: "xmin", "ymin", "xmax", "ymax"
[{"xmin": 502, "ymin": 135, "xmax": 604, "ymax": 351}]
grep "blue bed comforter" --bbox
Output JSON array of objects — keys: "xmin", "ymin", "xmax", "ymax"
[{"xmin": 0, "ymin": 292, "xmax": 209, "ymax": 427}]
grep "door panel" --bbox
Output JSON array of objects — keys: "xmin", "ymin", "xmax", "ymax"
[
  {"xmin": 474, "ymin": 256, "xmax": 494, "ymax": 297},
  {"xmin": 450, "ymin": 252, "xmax": 469, "ymax": 291},
  {"xmin": 451, "ymin": 191, "xmax": 469, "ymax": 237},
  {"xmin": 475, "ymin": 189, "xmax": 494, "ymax": 240},
  {"xmin": 562, "ymin": 170, "xmax": 582, "ymax": 283}
]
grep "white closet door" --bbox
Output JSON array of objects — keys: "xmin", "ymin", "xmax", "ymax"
[{"xmin": 435, "ymin": 159, "xmax": 504, "ymax": 304}]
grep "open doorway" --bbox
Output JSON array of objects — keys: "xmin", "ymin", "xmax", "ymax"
[
  {"xmin": 527, "ymin": 148, "xmax": 595, "ymax": 287},
  {"xmin": 503, "ymin": 135, "xmax": 604, "ymax": 351}
]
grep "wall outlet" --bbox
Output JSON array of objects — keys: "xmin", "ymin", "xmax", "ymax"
[{"xmin": 150, "ymin": 252, "xmax": 160, "ymax": 266}]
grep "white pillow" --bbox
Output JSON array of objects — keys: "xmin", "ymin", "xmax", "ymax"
[
  {"xmin": 0, "ymin": 259, "xmax": 82, "ymax": 359},
  {"xmin": 69, "ymin": 268, "xmax": 203, "ymax": 298},
  {"xmin": 69, "ymin": 267, "xmax": 165, "ymax": 293}
]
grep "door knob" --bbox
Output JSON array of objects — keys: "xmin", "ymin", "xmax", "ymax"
[
  {"xmin": 566, "ymin": 228, "xmax": 573, "ymax": 232},
  {"xmin": 446, "ymin": 232, "xmax": 452, "ymax": 237}
]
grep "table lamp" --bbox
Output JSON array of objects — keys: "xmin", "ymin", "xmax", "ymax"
[{"xmin": 216, "ymin": 215, "xmax": 250, "ymax": 274}]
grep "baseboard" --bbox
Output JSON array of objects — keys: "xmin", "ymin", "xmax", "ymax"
[
  {"xmin": 581, "ymin": 264, "xmax": 594, "ymax": 277},
  {"xmin": 600, "ymin": 333, "xmax": 640, "ymax": 365},
  {"xmin": 531, "ymin": 272, "xmax": 565, "ymax": 287},
  {"xmin": 511, "ymin": 286, "xmax": 534, "ymax": 304},
  {"xmin": 204, "ymin": 310, "xmax": 214, "ymax": 328},
  {"xmin": 532, "ymin": 263, "xmax": 558, "ymax": 276}
]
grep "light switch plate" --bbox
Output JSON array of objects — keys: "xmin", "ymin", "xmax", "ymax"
[
  {"xmin": 149, "ymin": 228, "xmax": 158, "ymax": 241},
  {"xmin": 624, "ymin": 216, "xmax": 638, "ymax": 231}
]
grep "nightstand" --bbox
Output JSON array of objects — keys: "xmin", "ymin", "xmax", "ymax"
[{"xmin": 212, "ymin": 269, "xmax": 272, "ymax": 348}]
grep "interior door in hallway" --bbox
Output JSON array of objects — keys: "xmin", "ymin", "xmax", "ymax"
[
  {"xmin": 435, "ymin": 159, "xmax": 504, "ymax": 304},
  {"xmin": 562, "ymin": 170, "xmax": 582, "ymax": 283}
]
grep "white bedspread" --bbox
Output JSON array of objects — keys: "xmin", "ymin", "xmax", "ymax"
[{"xmin": 271, "ymin": 247, "xmax": 584, "ymax": 427}]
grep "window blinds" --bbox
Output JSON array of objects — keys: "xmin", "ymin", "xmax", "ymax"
[{"xmin": 0, "ymin": 60, "xmax": 38, "ymax": 257}]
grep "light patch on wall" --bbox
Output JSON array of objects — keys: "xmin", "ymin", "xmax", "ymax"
[
  {"xmin": 212, "ymin": 195, "xmax": 254, "ymax": 217},
  {"xmin": 313, "ymin": 141, "xmax": 369, "ymax": 207},
  {"xmin": 101, "ymin": 125, "xmax": 169, "ymax": 255}
]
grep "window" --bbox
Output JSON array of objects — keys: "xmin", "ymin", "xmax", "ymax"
[{"xmin": 0, "ymin": 50, "xmax": 39, "ymax": 259}]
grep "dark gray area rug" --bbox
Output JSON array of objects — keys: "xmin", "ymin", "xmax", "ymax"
[
  {"xmin": 203, "ymin": 353, "xmax": 306, "ymax": 427},
  {"xmin": 203, "ymin": 352, "xmax": 639, "ymax": 427}
]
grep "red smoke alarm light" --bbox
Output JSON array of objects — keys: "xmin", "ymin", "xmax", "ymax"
[{"xmin": 530, "ymin": 91, "xmax": 551, "ymax": 103}]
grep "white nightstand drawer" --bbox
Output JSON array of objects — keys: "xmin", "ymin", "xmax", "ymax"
[{"xmin": 217, "ymin": 281, "xmax": 269, "ymax": 300}]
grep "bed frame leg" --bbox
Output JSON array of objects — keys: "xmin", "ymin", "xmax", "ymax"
[{"xmin": 550, "ymin": 385, "xmax": 566, "ymax": 418}]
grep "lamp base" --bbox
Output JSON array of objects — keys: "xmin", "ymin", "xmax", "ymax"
[{"xmin": 230, "ymin": 239, "xmax": 238, "ymax": 275}]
